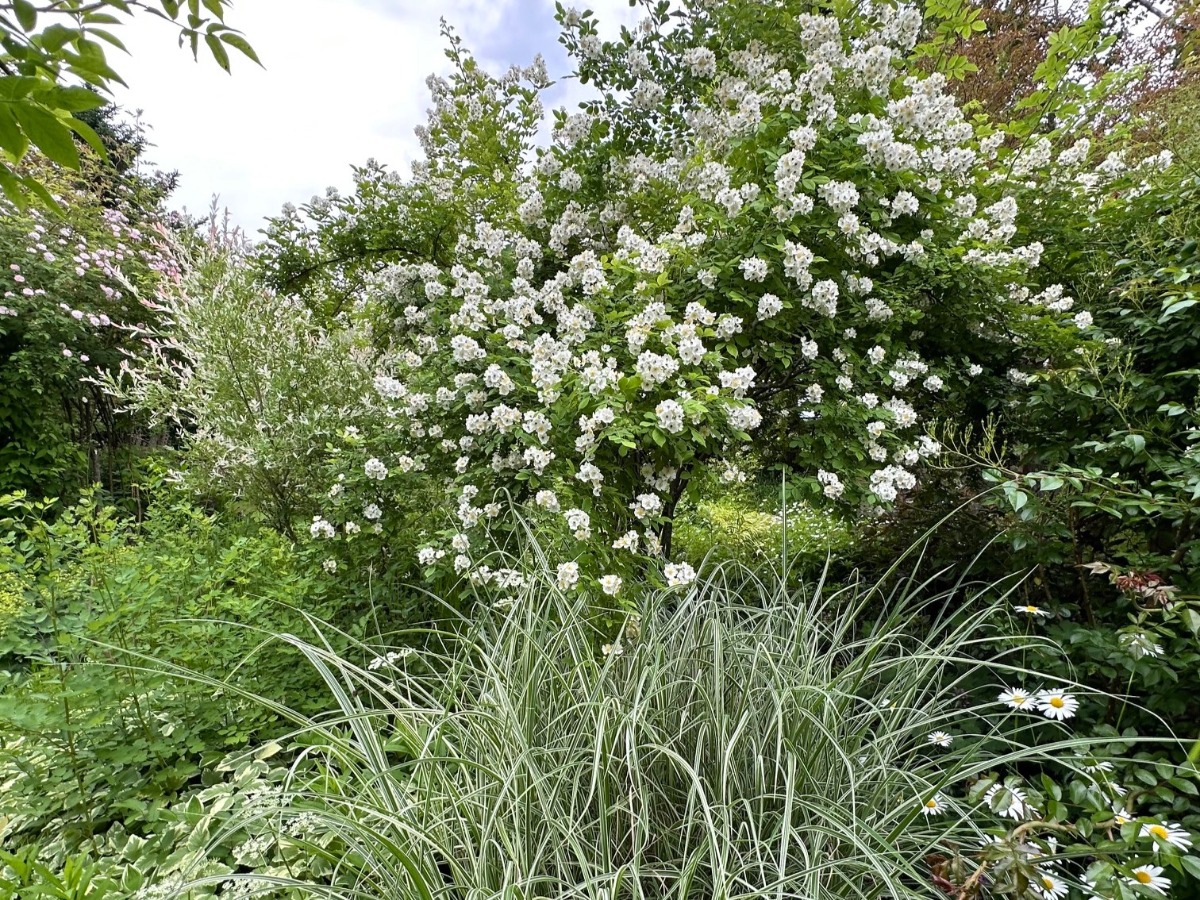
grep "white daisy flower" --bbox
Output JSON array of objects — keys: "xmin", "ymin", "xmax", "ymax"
[
  {"xmin": 1036, "ymin": 871, "xmax": 1069, "ymax": 900},
  {"xmin": 1014, "ymin": 603, "xmax": 1051, "ymax": 617},
  {"xmin": 1127, "ymin": 864, "xmax": 1170, "ymax": 894},
  {"xmin": 927, "ymin": 731, "xmax": 953, "ymax": 748},
  {"xmin": 1036, "ymin": 689, "xmax": 1079, "ymax": 720},
  {"xmin": 1139, "ymin": 821, "xmax": 1193, "ymax": 852},
  {"xmin": 919, "ymin": 794, "xmax": 947, "ymax": 816},
  {"xmin": 999, "ymin": 687, "xmax": 1037, "ymax": 710}
]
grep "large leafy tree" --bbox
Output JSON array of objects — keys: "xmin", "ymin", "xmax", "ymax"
[
  {"xmin": 145, "ymin": 0, "xmax": 1148, "ymax": 600},
  {"xmin": 934, "ymin": 0, "xmax": 1199, "ymax": 126}
]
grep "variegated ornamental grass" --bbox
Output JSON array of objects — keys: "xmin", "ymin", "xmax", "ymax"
[{"xmin": 193, "ymin": 553, "xmax": 1194, "ymax": 899}]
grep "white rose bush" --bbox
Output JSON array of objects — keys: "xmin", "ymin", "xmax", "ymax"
[{"xmin": 260, "ymin": 0, "xmax": 1162, "ymax": 602}]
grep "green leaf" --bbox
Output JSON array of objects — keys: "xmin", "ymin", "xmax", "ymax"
[
  {"xmin": 89, "ymin": 29, "xmax": 129, "ymax": 52},
  {"xmin": 13, "ymin": 0, "xmax": 37, "ymax": 31},
  {"xmin": 1182, "ymin": 609, "xmax": 1200, "ymax": 637},
  {"xmin": 1168, "ymin": 776, "xmax": 1198, "ymax": 796},
  {"xmin": 0, "ymin": 164, "xmax": 27, "ymax": 210},
  {"xmin": 13, "ymin": 104, "xmax": 79, "ymax": 169},
  {"xmin": 223, "ymin": 32, "xmax": 265, "ymax": 66},
  {"xmin": 38, "ymin": 24, "xmax": 79, "ymax": 54},
  {"xmin": 19, "ymin": 169, "xmax": 62, "ymax": 214},
  {"xmin": 0, "ymin": 104, "xmax": 31, "ymax": 159},
  {"xmin": 1160, "ymin": 298, "xmax": 1197, "ymax": 322},
  {"xmin": 204, "ymin": 33, "xmax": 231, "ymax": 71},
  {"xmin": 66, "ymin": 117, "xmax": 109, "ymax": 162},
  {"xmin": 1003, "ymin": 482, "xmax": 1029, "ymax": 512},
  {"xmin": 38, "ymin": 85, "xmax": 107, "ymax": 113},
  {"xmin": 0, "ymin": 76, "xmax": 40, "ymax": 101}
]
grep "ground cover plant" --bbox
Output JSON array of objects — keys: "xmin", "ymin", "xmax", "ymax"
[{"xmin": 0, "ymin": 488, "xmax": 361, "ymax": 883}]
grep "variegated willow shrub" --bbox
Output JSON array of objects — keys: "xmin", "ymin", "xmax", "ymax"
[{"xmin": 110, "ymin": 221, "xmax": 391, "ymax": 536}]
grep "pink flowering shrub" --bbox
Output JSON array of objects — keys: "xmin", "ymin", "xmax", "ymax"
[{"xmin": 0, "ymin": 154, "xmax": 170, "ymax": 496}]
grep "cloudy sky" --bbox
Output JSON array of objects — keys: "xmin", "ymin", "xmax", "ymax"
[{"xmin": 112, "ymin": 0, "xmax": 636, "ymax": 232}]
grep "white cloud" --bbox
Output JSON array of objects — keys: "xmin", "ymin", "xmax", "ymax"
[{"xmin": 112, "ymin": 0, "xmax": 638, "ymax": 230}]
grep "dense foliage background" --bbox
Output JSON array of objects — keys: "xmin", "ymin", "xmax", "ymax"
[{"xmin": 2, "ymin": 0, "xmax": 1200, "ymax": 897}]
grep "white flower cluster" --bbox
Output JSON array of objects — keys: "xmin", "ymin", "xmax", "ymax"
[{"xmin": 289, "ymin": 0, "xmax": 1151, "ymax": 599}]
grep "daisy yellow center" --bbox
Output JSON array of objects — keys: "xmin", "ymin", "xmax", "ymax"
[
  {"xmin": 1041, "ymin": 877, "xmax": 1055, "ymax": 889},
  {"xmin": 1149, "ymin": 825, "xmax": 1168, "ymax": 839},
  {"xmin": 1049, "ymin": 696, "xmax": 1064, "ymax": 708},
  {"xmin": 1012, "ymin": 693, "xmax": 1026, "ymax": 703},
  {"xmin": 1025, "ymin": 606, "xmax": 1039, "ymax": 612},
  {"xmin": 925, "ymin": 799, "xmax": 938, "ymax": 808},
  {"xmin": 1136, "ymin": 871, "xmax": 1152, "ymax": 884}
]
